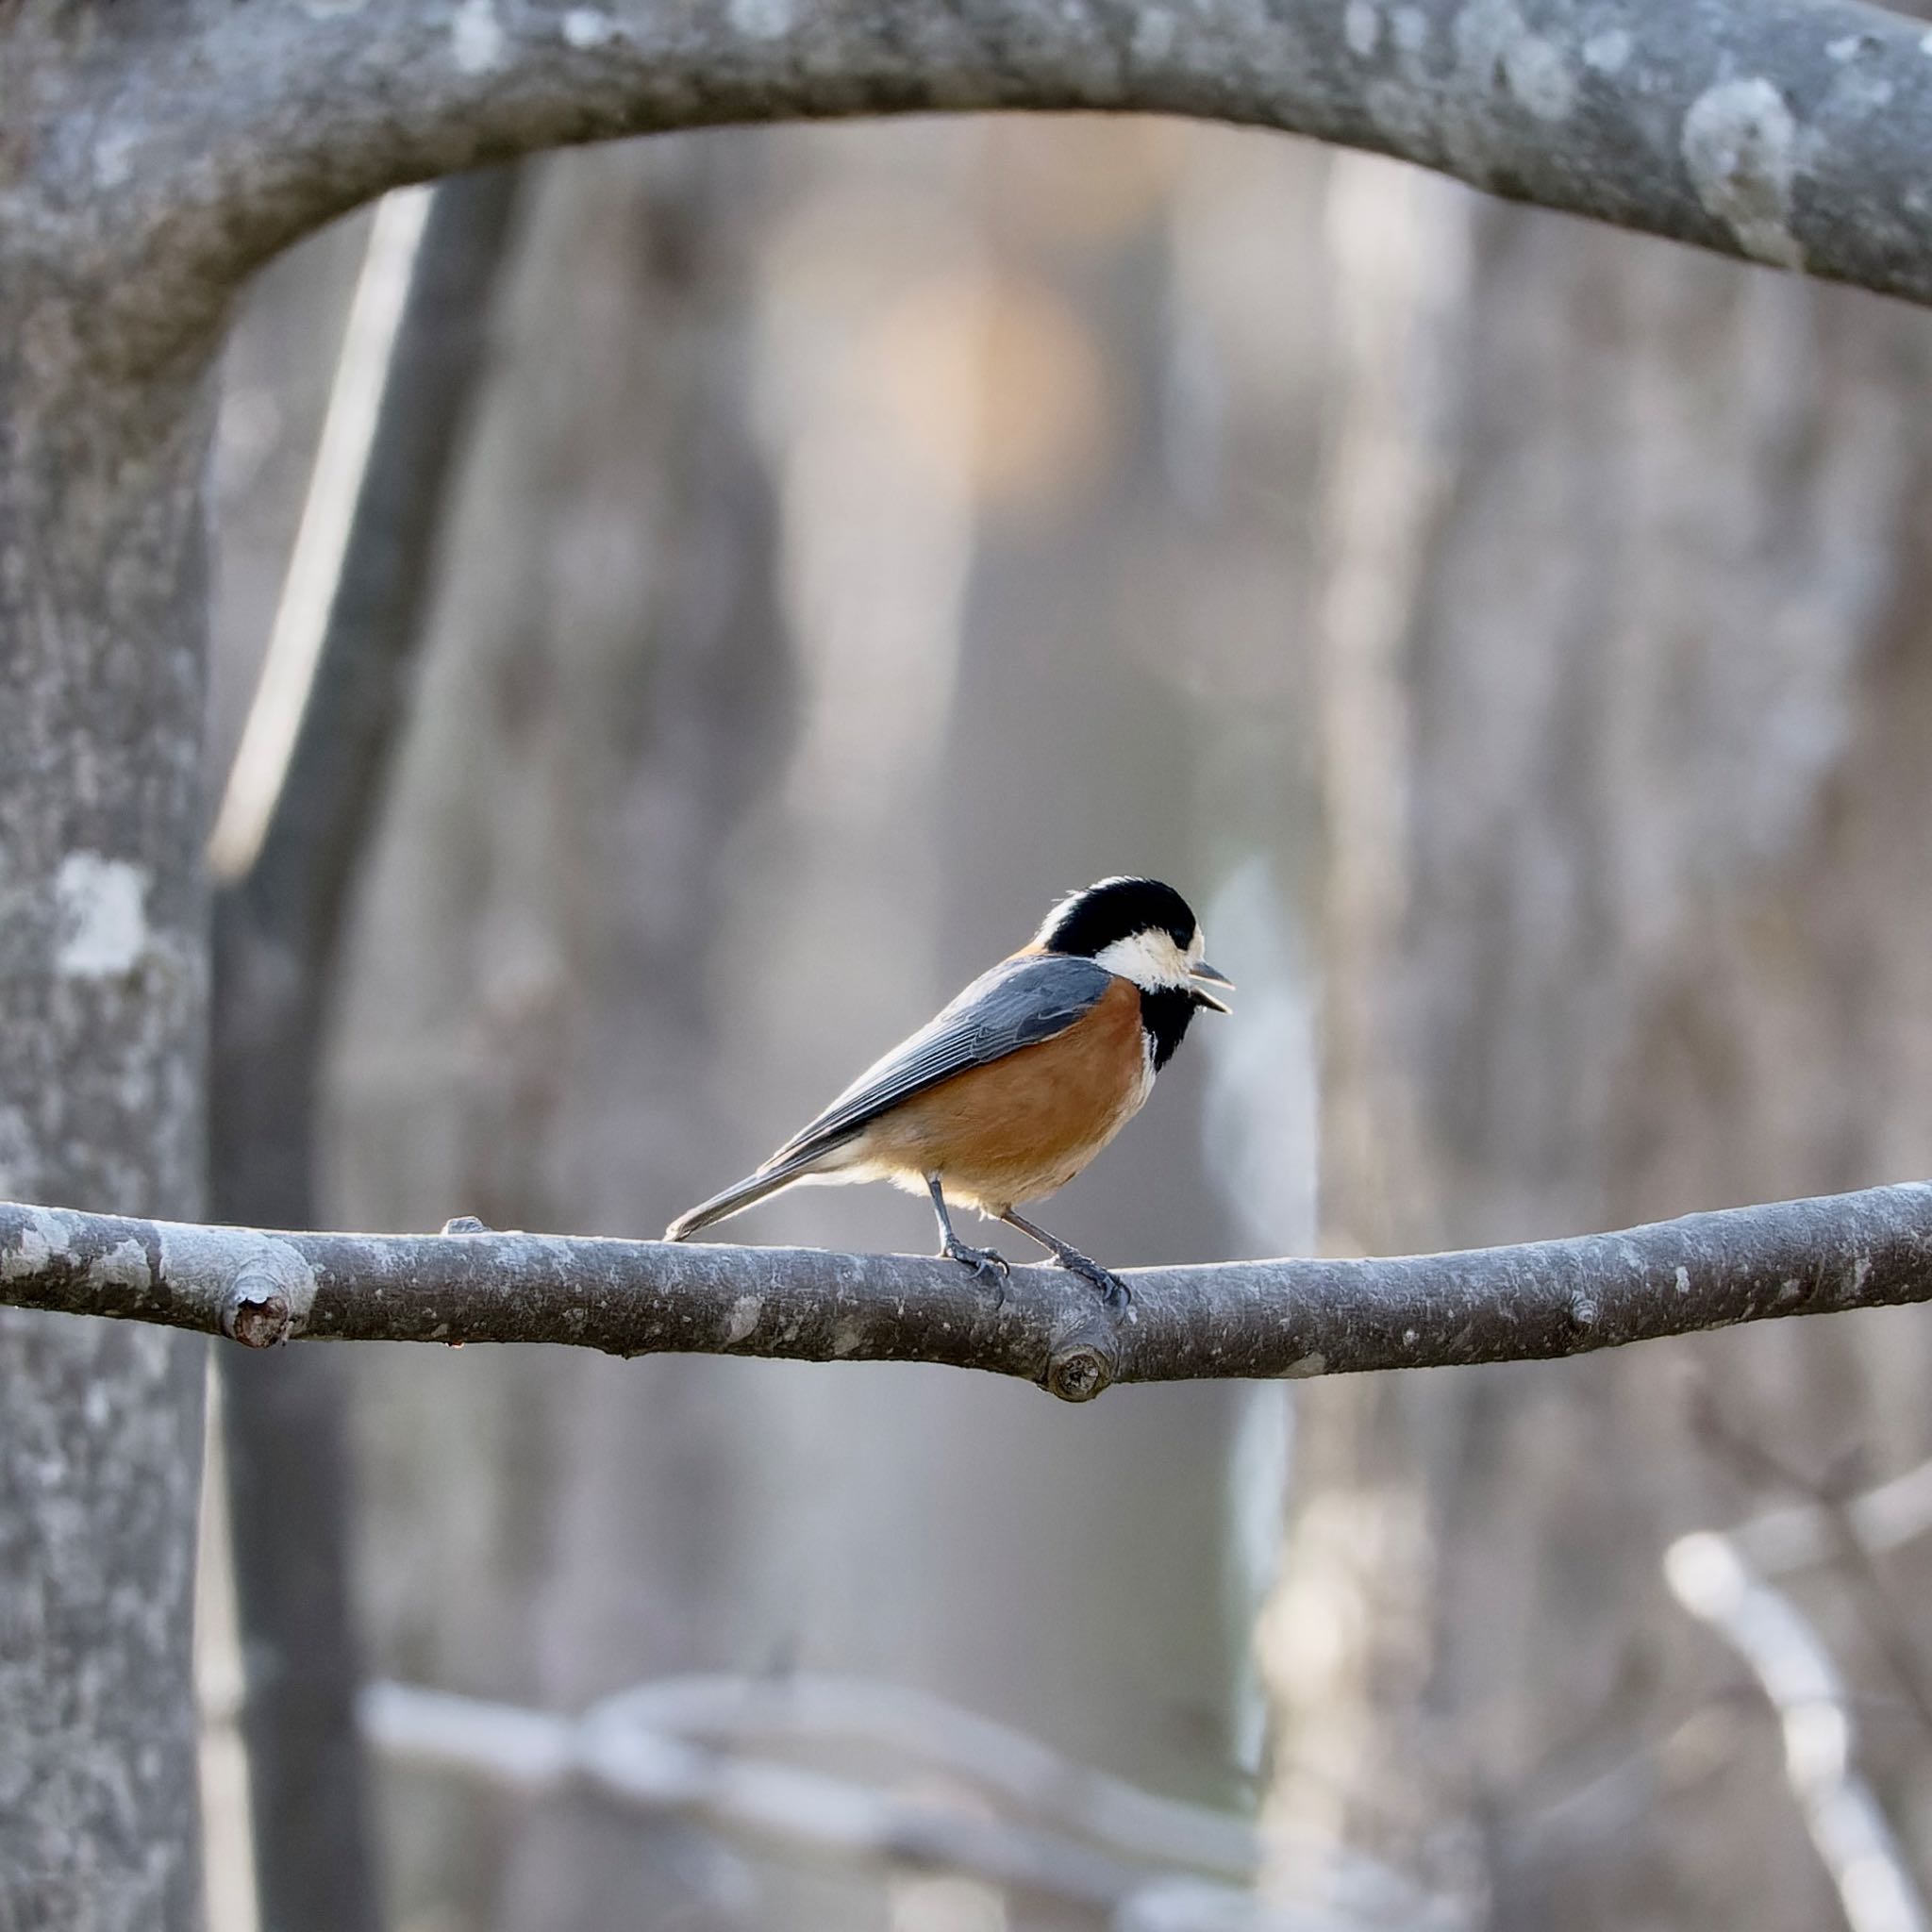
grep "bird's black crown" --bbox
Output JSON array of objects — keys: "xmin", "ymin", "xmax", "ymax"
[{"xmin": 1039, "ymin": 876, "xmax": 1198, "ymax": 957}]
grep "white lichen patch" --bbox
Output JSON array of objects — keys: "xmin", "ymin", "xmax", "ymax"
[
  {"xmin": 93, "ymin": 126, "xmax": 139, "ymax": 190},
  {"xmin": 1391, "ymin": 7, "xmax": 1428, "ymax": 54},
  {"xmin": 723, "ymin": 1294, "xmax": 762, "ymax": 1345},
  {"xmin": 728, "ymin": 0, "xmax": 791, "ymax": 40},
  {"xmin": 1681, "ymin": 77, "xmax": 1806, "ymax": 270},
  {"xmin": 1503, "ymin": 31, "xmax": 1575, "ymax": 119},
  {"xmin": 1827, "ymin": 33, "xmax": 1878, "ymax": 63},
  {"xmin": 1456, "ymin": 0, "xmax": 1577, "ymax": 122},
  {"xmin": 1132, "ymin": 8, "xmax": 1176, "ymax": 62},
  {"xmin": 55, "ymin": 852, "xmax": 149, "ymax": 978},
  {"xmin": 562, "ymin": 8, "xmax": 617, "ymax": 48},
  {"xmin": 1345, "ymin": 0, "xmax": 1381, "ymax": 58},
  {"xmin": 1284, "ymin": 1352, "xmax": 1327, "ymax": 1378},
  {"xmin": 2, "ymin": 1218, "xmax": 53, "ymax": 1281},
  {"xmin": 1674, "ymin": 1265, "xmax": 1691, "ymax": 1295},
  {"xmin": 830, "ymin": 1317, "xmax": 866, "ymax": 1358},
  {"xmin": 92, "ymin": 1240, "xmax": 150, "ymax": 1292},
  {"xmin": 1582, "ymin": 28, "xmax": 1631, "ymax": 75},
  {"xmin": 450, "ymin": 0, "xmax": 507, "ymax": 73}
]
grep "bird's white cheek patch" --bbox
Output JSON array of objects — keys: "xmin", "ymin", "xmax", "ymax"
[{"xmin": 1092, "ymin": 929, "xmax": 1191, "ymax": 992}]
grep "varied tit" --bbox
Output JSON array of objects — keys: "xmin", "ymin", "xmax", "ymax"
[{"xmin": 665, "ymin": 875, "xmax": 1232, "ymax": 1306}]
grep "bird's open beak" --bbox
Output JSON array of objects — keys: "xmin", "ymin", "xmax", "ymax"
[{"xmin": 1190, "ymin": 961, "xmax": 1234, "ymax": 1013}]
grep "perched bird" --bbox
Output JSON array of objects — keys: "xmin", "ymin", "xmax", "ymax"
[{"xmin": 665, "ymin": 876, "xmax": 1231, "ymax": 1305}]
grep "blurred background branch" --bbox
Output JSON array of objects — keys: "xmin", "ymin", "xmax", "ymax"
[
  {"xmin": 1736, "ymin": 1457, "xmax": 1932, "ymax": 1579},
  {"xmin": 360, "ymin": 1673, "xmax": 1457, "ymax": 1932},
  {"xmin": 1665, "ymin": 1532, "xmax": 1930, "ymax": 1932}
]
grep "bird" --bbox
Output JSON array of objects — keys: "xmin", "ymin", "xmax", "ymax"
[{"xmin": 664, "ymin": 875, "xmax": 1232, "ymax": 1306}]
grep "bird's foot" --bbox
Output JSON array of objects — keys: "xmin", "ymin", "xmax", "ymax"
[
  {"xmin": 1052, "ymin": 1246, "xmax": 1131, "ymax": 1310},
  {"xmin": 942, "ymin": 1237, "xmax": 1010, "ymax": 1302}
]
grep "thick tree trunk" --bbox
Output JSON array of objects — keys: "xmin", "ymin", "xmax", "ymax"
[{"xmin": 0, "ymin": 314, "xmax": 214, "ymax": 1927}]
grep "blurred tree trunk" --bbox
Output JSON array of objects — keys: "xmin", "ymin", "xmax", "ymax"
[
  {"xmin": 1274, "ymin": 150, "xmax": 1932, "ymax": 1929},
  {"xmin": 699, "ymin": 119, "xmax": 1303, "ymax": 1932},
  {"xmin": 326, "ymin": 133, "xmax": 796, "ymax": 1932},
  {"xmin": 329, "ymin": 115, "xmax": 1316, "ymax": 1932},
  {"xmin": 0, "ymin": 295, "xmax": 212, "ymax": 1927},
  {"xmin": 915, "ymin": 116, "xmax": 1274, "ymax": 1810},
  {"xmin": 212, "ymin": 167, "xmax": 522, "ymax": 1932}
]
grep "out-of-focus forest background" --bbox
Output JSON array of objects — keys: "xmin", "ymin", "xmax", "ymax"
[{"xmin": 200, "ymin": 109, "xmax": 1932, "ymax": 1932}]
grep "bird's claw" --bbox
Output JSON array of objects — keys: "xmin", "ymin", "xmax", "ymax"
[
  {"xmin": 1054, "ymin": 1248, "xmax": 1131, "ymax": 1309},
  {"xmin": 943, "ymin": 1238, "xmax": 1010, "ymax": 1302}
]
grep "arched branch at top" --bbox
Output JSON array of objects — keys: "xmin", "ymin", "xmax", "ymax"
[{"xmin": 26, "ymin": 0, "xmax": 1932, "ymax": 369}]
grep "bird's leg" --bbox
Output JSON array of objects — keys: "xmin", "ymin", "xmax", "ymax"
[
  {"xmin": 927, "ymin": 1177, "xmax": 1009, "ymax": 1291},
  {"xmin": 999, "ymin": 1209, "xmax": 1130, "ymax": 1309}
]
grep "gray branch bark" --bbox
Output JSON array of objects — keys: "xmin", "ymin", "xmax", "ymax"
[
  {"xmin": 46, "ymin": 0, "xmax": 1932, "ymax": 358},
  {"xmin": 3, "ymin": 1181, "xmax": 1928, "ymax": 1403}
]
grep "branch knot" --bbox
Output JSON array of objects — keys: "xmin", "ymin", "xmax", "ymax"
[
  {"xmin": 1043, "ymin": 1322, "xmax": 1122, "ymax": 1404},
  {"xmin": 218, "ymin": 1241, "xmax": 319, "ymax": 1348}
]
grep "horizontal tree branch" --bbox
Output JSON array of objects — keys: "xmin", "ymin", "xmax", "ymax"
[
  {"xmin": 36, "ymin": 0, "xmax": 1932, "ymax": 369},
  {"xmin": 4, "ymin": 1182, "xmax": 1930, "ymax": 1401}
]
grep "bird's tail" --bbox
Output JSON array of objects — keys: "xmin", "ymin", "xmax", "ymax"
[{"xmin": 664, "ymin": 1158, "xmax": 812, "ymax": 1242}]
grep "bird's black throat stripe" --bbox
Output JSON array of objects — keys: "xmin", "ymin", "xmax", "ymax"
[{"xmin": 1139, "ymin": 987, "xmax": 1196, "ymax": 1072}]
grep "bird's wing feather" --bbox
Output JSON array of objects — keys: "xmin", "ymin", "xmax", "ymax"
[{"xmin": 761, "ymin": 953, "xmax": 1116, "ymax": 1173}]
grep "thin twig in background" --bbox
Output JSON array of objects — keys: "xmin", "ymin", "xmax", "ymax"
[
  {"xmin": 361, "ymin": 1675, "xmax": 1461, "ymax": 1932},
  {"xmin": 1733, "ymin": 1455, "xmax": 1932, "ymax": 1578},
  {"xmin": 1692, "ymin": 1397, "xmax": 1932, "ymax": 1740},
  {"xmin": 1664, "ymin": 1533, "xmax": 1930, "ymax": 1932}
]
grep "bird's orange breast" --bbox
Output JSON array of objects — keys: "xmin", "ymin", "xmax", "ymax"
[{"xmin": 853, "ymin": 975, "xmax": 1149, "ymax": 1214}]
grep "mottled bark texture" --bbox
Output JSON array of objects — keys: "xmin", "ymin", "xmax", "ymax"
[
  {"xmin": 50, "ymin": 0, "xmax": 1932, "ymax": 331},
  {"xmin": 5, "ymin": 1183, "xmax": 1931, "ymax": 1402},
  {"xmin": 210, "ymin": 167, "xmax": 522, "ymax": 1932},
  {"xmin": 0, "ymin": 180, "xmax": 214, "ymax": 1932}
]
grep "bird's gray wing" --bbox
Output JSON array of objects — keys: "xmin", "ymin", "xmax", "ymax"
[{"xmin": 761, "ymin": 952, "xmax": 1116, "ymax": 1174}]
